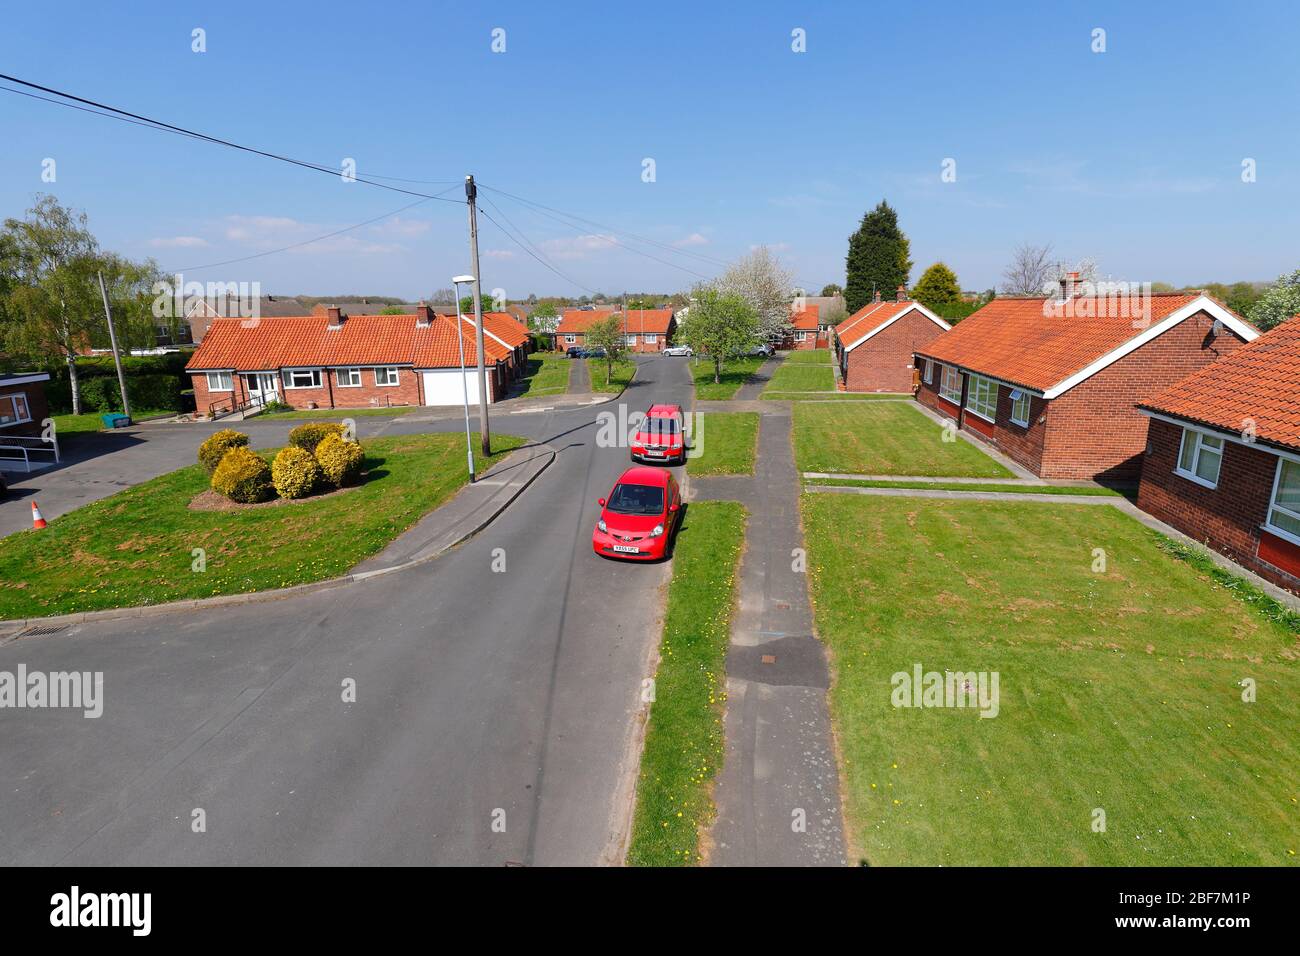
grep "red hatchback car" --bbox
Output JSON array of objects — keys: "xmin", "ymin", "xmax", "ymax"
[
  {"xmin": 630, "ymin": 403, "xmax": 687, "ymax": 465},
  {"xmin": 592, "ymin": 466, "xmax": 683, "ymax": 561}
]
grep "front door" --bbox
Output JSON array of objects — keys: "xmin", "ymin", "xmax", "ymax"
[{"xmin": 245, "ymin": 373, "xmax": 278, "ymax": 406}]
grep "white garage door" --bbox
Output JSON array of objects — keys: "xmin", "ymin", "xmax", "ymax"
[{"xmin": 421, "ymin": 369, "xmax": 478, "ymax": 406}]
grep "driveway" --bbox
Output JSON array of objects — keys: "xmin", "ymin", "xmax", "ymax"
[{"xmin": 0, "ymin": 355, "xmax": 694, "ymax": 865}]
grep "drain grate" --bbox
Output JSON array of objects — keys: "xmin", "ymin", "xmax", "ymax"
[{"xmin": 18, "ymin": 624, "xmax": 71, "ymax": 639}]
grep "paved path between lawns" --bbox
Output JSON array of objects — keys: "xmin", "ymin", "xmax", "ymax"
[
  {"xmin": 733, "ymin": 354, "xmax": 782, "ymax": 401},
  {"xmin": 689, "ymin": 406, "xmax": 847, "ymax": 866},
  {"xmin": 567, "ymin": 355, "xmax": 591, "ymax": 394},
  {"xmin": 807, "ymin": 483, "xmax": 1300, "ymax": 612}
]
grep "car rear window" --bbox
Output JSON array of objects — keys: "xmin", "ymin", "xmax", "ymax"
[{"xmin": 606, "ymin": 483, "xmax": 665, "ymax": 515}]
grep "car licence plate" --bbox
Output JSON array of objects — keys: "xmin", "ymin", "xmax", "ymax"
[
  {"xmin": 612, "ymin": 545, "xmax": 640, "ymax": 554},
  {"xmin": 645, "ymin": 450, "xmax": 664, "ymax": 457}
]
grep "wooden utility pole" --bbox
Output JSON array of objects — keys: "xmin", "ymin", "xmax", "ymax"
[
  {"xmin": 97, "ymin": 271, "xmax": 132, "ymax": 420},
  {"xmin": 466, "ymin": 175, "xmax": 490, "ymax": 454}
]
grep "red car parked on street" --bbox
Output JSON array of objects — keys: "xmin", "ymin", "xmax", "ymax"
[
  {"xmin": 630, "ymin": 403, "xmax": 687, "ymax": 465},
  {"xmin": 591, "ymin": 466, "xmax": 683, "ymax": 561}
]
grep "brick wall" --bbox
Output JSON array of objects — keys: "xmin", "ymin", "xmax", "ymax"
[
  {"xmin": 0, "ymin": 382, "xmax": 50, "ymax": 438},
  {"xmin": 1137, "ymin": 418, "xmax": 1300, "ymax": 594},
  {"xmin": 843, "ymin": 311, "xmax": 946, "ymax": 392},
  {"xmin": 1043, "ymin": 311, "xmax": 1248, "ymax": 480},
  {"xmin": 914, "ymin": 363, "xmax": 1049, "ymax": 474}
]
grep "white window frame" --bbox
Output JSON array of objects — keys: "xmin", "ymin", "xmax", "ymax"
[
  {"xmin": 1174, "ymin": 427, "xmax": 1224, "ymax": 489},
  {"xmin": 1265, "ymin": 456, "xmax": 1300, "ymax": 546},
  {"xmin": 965, "ymin": 375, "xmax": 998, "ymax": 423},
  {"xmin": 565, "ymin": 333, "xmax": 576, "ymax": 344},
  {"xmin": 795, "ymin": 330, "xmax": 808, "ymax": 342},
  {"xmin": 336, "ymin": 368, "xmax": 361, "ymax": 388},
  {"xmin": 1009, "ymin": 388, "xmax": 1031, "ymax": 428},
  {"xmin": 283, "ymin": 368, "xmax": 322, "ymax": 389},
  {"xmin": 0, "ymin": 392, "xmax": 32, "ymax": 428},
  {"xmin": 624, "ymin": 334, "xmax": 638, "ymax": 346},
  {"xmin": 939, "ymin": 365, "xmax": 963, "ymax": 404},
  {"xmin": 374, "ymin": 367, "xmax": 400, "ymax": 387},
  {"xmin": 644, "ymin": 333, "xmax": 658, "ymax": 344},
  {"xmin": 923, "ymin": 359, "xmax": 934, "ymax": 385},
  {"xmin": 205, "ymin": 371, "xmax": 233, "ymax": 392}
]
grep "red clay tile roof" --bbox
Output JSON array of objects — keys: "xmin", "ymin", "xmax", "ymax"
[
  {"xmin": 914, "ymin": 293, "xmax": 1253, "ymax": 395},
  {"xmin": 835, "ymin": 301, "xmax": 946, "ymax": 350},
  {"xmin": 791, "ymin": 304, "xmax": 820, "ymax": 330},
  {"xmin": 1140, "ymin": 314, "xmax": 1300, "ymax": 453},
  {"xmin": 442, "ymin": 311, "xmax": 530, "ymax": 349},
  {"xmin": 186, "ymin": 312, "xmax": 510, "ymax": 372},
  {"xmin": 557, "ymin": 308, "xmax": 674, "ymax": 335}
]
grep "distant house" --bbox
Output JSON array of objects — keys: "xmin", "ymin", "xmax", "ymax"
[
  {"xmin": 445, "ymin": 309, "xmax": 533, "ymax": 375},
  {"xmin": 556, "ymin": 308, "xmax": 676, "ymax": 353},
  {"xmin": 185, "ymin": 304, "xmax": 519, "ymax": 416},
  {"xmin": 833, "ymin": 288, "xmax": 950, "ymax": 392},
  {"xmin": 914, "ymin": 284, "xmax": 1258, "ymax": 481},
  {"xmin": 0, "ymin": 372, "xmax": 50, "ymax": 439},
  {"xmin": 1136, "ymin": 314, "xmax": 1300, "ymax": 594},
  {"xmin": 781, "ymin": 304, "xmax": 827, "ymax": 350}
]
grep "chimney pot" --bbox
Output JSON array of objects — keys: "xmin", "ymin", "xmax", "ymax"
[
  {"xmin": 896, "ymin": 285, "xmax": 908, "ymax": 302},
  {"xmin": 326, "ymin": 306, "xmax": 344, "ymax": 329},
  {"xmin": 873, "ymin": 290, "xmax": 882, "ymax": 303},
  {"xmin": 415, "ymin": 302, "xmax": 433, "ymax": 327}
]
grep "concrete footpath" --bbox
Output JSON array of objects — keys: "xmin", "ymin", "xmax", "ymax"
[
  {"xmin": 0, "ymin": 443, "xmax": 555, "ymax": 639},
  {"xmin": 691, "ymin": 406, "xmax": 847, "ymax": 866}
]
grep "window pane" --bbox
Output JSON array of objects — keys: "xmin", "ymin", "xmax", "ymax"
[
  {"xmin": 1178, "ymin": 431, "xmax": 1197, "ymax": 472},
  {"xmin": 1270, "ymin": 504, "xmax": 1300, "ymax": 537},
  {"xmin": 1195, "ymin": 446, "xmax": 1221, "ymax": 484},
  {"xmin": 0, "ymin": 397, "xmax": 14, "ymax": 424}
]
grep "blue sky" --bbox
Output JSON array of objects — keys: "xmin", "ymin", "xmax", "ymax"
[{"xmin": 2, "ymin": 0, "xmax": 1298, "ymax": 299}]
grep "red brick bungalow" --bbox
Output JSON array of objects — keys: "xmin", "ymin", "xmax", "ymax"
[
  {"xmin": 446, "ymin": 309, "xmax": 533, "ymax": 374},
  {"xmin": 0, "ymin": 372, "xmax": 50, "ymax": 438},
  {"xmin": 833, "ymin": 289, "xmax": 950, "ymax": 392},
  {"xmin": 186, "ymin": 305, "xmax": 516, "ymax": 416},
  {"xmin": 1136, "ymin": 315, "xmax": 1300, "ymax": 594},
  {"xmin": 780, "ymin": 304, "xmax": 828, "ymax": 350},
  {"xmin": 913, "ymin": 290, "xmax": 1259, "ymax": 481},
  {"xmin": 556, "ymin": 308, "xmax": 676, "ymax": 353}
]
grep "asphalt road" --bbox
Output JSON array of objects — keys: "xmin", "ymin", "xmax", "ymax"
[{"xmin": 0, "ymin": 354, "xmax": 697, "ymax": 865}]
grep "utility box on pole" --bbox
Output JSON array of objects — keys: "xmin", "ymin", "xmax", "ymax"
[{"xmin": 465, "ymin": 175, "xmax": 491, "ymax": 455}]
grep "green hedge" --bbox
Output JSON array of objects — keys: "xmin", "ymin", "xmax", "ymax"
[{"xmin": 41, "ymin": 352, "xmax": 195, "ymax": 414}]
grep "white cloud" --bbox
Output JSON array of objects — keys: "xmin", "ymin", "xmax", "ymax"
[
  {"xmin": 149, "ymin": 236, "xmax": 208, "ymax": 248},
  {"xmin": 372, "ymin": 216, "xmax": 432, "ymax": 238},
  {"xmin": 224, "ymin": 215, "xmax": 302, "ymax": 242},
  {"xmin": 483, "ymin": 249, "xmax": 516, "ymax": 259},
  {"xmin": 539, "ymin": 233, "xmax": 617, "ymax": 260},
  {"xmin": 673, "ymin": 232, "xmax": 709, "ymax": 247}
]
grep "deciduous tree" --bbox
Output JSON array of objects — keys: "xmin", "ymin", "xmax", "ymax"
[{"xmin": 676, "ymin": 289, "xmax": 758, "ymax": 384}]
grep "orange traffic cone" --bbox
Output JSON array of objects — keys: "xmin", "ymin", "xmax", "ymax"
[{"xmin": 31, "ymin": 501, "xmax": 47, "ymax": 530}]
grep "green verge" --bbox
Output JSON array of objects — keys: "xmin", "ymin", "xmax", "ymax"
[
  {"xmin": 804, "ymin": 478, "xmax": 1128, "ymax": 497},
  {"xmin": 779, "ymin": 349, "xmax": 834, "ymax": 365},
  {"xmin": 689, "ymin": 412, "xmax": 759, "ymax": 476},
  {"xmin": 586, "ymin": 357, "xmax": 636, "ymax": 393},
  {"xmin": 0, "ymin": 432, "xmax": 523, "ymax": 619},
  {"xmin": 514, "ymin": 354, "xmax": 571, "ymax": 397},
  {"xmin": 801, "ymin": 493, "xmax": 1300, "ymax": 865},
  {"xmin": 793, "ymin": 402, "xmax": 1012, "ymax": 477},
  {"xmin": 628, "ymin": 500, "xmax": 747, "ymax": 866},
  {"xmin": 691, "ymin": 355, "xmax": 766, "ymax": 400},
  {"xmin": 51, "ymin": 409, "xmax": 174, "ymax": 438},
  {"xmin": 762, "ymin": 363, "xmax": 835, "ymax": 393}
]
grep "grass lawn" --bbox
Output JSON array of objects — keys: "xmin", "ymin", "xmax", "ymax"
[
  {"xmin": 762, "ymin": 392, "xmax": 908, "ymax": 402},
  {"xmin": 586, "ymin": 357, "xmax": 636, "ymax": 393},
  {"xmin": 780, "ymin": 349, "xmax": 834, "ymax": 364},
  {"xmin": 801, "ymin": 494, "xmax": 1300, "ymax": 866},
  {"xmin": 762, "ymin": 363, "xmax": 835, "ymax": 393},
  {"xmin": 691, "ymin": 355, "xmax": 766, "ymax": 400},
  {"xmin": 51, "ymin": 408, "xmax": 174, "ymax": 438},
  {"xmin": 628, "ymin": 500, "xmax": 746, "ymax": 866},
  {"xmin": 689, "ymin": 412, "xmax": 759, "ymax": 476},
  {"xmin": 0, "ymin": 432, "xmax": 523, "ymax": 619},
  {"xmin": 805, "ymin": 478, "xmax": 1127, "ymax": 497},
  {"xmin": 792, "ymin": 402, "xmax": 1012, "ymax": 477},
  {"xmin": 257, "ymin": 406, "xmax": 415, "ymax": 421},
  {"xmin": 513, "ymin": 354, "xmax": 571, "ymax": 397}
]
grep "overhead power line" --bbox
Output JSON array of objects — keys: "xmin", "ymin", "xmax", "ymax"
[{"xmin": 0, "ymin": 73, "xmax": 463, "ymax": 203}]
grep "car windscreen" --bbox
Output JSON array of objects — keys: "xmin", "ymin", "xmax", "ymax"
[
  {"xmin": 639, "ymin": 417, "xmax": 680, "ymax": 436},
  {"xmin": 606, "ymin": 483, "xmax": 665, "ymax": 515}
]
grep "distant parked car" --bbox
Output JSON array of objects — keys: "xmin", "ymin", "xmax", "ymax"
[
  {"xmin": 566, "ymin": 346, "xmax": 588, "ymax": 358},
  {"xmin": 662, "ymin": 345, "xmax": 693, "ymax": 356},
  {"xmin": 747, "ymin": 343, "xmax": 775, "ymax": 357},
  {"xmin": 586, "ymin": 346, "xmax": 607, "ymax": 358}
]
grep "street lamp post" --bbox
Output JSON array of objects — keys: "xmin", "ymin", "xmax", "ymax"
[{"xmin": 452, "ymin": 275, "xmax": 477, "ymax": 483}]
